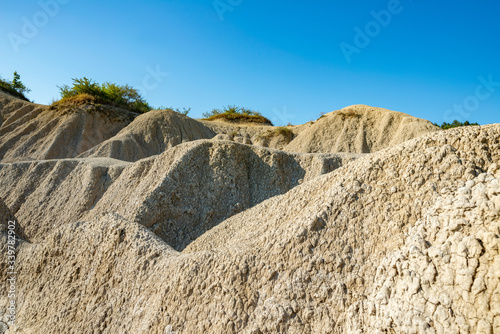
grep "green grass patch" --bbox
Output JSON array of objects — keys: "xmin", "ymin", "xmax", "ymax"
[{"xmin": 49, "ymin": 93, "xmax": 100, "ymax": 110}]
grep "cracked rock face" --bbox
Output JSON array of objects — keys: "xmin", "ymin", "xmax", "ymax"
[
  {"xmin": 364, "ymin": 165, "xmax": 500, "ymax": 333},
  {"xmin": 0, "ymin": 123, "xmax": 497, "ymax": 333}
]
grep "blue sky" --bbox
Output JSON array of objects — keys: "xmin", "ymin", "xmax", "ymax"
[{"xmin": 1, "ymin": 0, "xmax": 499, "ymax": 125}]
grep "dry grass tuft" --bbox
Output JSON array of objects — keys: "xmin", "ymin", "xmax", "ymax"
[
  {"xmin": 257, "ymin": 126, "xmax": 294, "ymax": 141},
  {"xmin": 336, "ymin": 109, "xmax": 360, "ymax": 118}
]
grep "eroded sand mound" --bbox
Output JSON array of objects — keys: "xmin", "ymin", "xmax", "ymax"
[
  {"xmin": 78, "ymin": 110, "xmax": 217, "ymax": 162},
  {"xmin": 0, "ymin": 92, "xmax": 134, "ymax": 162},
  {"xmin": 0, "ymin": 157, "xmax": 129, "ymax": 241},
  {"xmin": 1, "ymin": 124, "xmax": 498, "ymax": 333},
  {"xmin": 0, "ymin": 140, "xmax": 359, "ymax": 248},
  {"xmin": 284, "ymin": 105, "xmax": 439, "ymax": 154}
]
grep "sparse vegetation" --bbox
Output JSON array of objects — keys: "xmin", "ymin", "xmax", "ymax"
[
  {"xmin": 202, "ymin": 105, "xmax": 273, "ymax": 125},
  {"xmin": 154, "ymin": 106, "xmax": 190, "ymax": 116},
  {"xmin": 257, "ymin": 126, "xmax": 294, "ymax": 141},
  {"xmin": 337, "ymin": 109, "xmax": 360, "ymax": 118},
  {"xmin": 434, "ymin": 120, "xmax": 480, "ymax": 130},
  {"xmin": 0, "ymin": 71, "xmax": 31, "ymax": 101},
  {"xmin": 273, "ymin": 126, "xmax": 293, "ymax": 138},
  {"xmin": 55, "ymin": 77, "xmax": 152, "ymax": 113}
]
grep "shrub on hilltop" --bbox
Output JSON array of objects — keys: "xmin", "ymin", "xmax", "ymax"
[
  {"xmin": 0, "ymin": 71, "xmax": 31, "ymax": 101},
  {"xmin": 202, "ymin": 105, "xmax": 273, "ymax": 125},
  {"xmin": 154, "ymin": 106, "xmax": 191, "ymax": 116},
  {"xmin": 54, "ymin": 77, "xmax": 152, "ymax": 113},
  {"xmin": 434, "ymin": 120, "xmax": 480, "ymax": 130}
]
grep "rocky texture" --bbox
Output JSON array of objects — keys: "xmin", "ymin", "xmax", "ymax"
[
  {"xmin": 78, "ymin": 110, "xmax": 216, "ymax": 162},
  {"xmin": 0, "ymin": 92, "xmax": 134, "ymax": 163},
  {"xmin": 0, "ymin": 157, "xmax": 129, "ymax": 242},
  {"xmin": 364, "ymin": 166, "xmax": 500, "ymax": 333},
  {"xmin": 0, "ymin": 124, "xmax": 498, "ymax": 333},
  {"xmin": 283, "ymin": 105, "xmax": 439, "ymax": 154},
  {"xmin": 86, "ymin": 141, "xmax": 360, "ymax": 250},
  {"xmin": 0, "ymin": 140, "xmax": 359, "ymax": 248},
  {"xmin": 201, "ymin": 120, "xmax": 294, "ymax": 150}
]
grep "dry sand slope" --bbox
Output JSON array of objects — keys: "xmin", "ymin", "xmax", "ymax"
[
  {"xmin": 0, "ymin": 140, "xmax": 359, "ymax": 249},
  {"xmin": 0, "ymin": 92, "xmax": 134, "ymax": 163},
  {"xmin": 0, "ymin": 123, "xmax": 498, "ymax": 333},
  {"xmin": 284, "ymin": 105, "xmax": 440, "ymax": 154},
  {"xmin": 78, "ymin": 110, "xmax": 217, "ymax": 162}
]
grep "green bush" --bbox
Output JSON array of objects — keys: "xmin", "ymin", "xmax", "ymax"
[
  {"xmin": 202, "ymin": 105, "xmax": 273, "ymax": 125},
  {"xmin": 434, "ymin": 120, "xmax": 479, "ymax": 130},
  {"xmin": 57, "ymin": 77, "xmax": 152, "ymax": 113},
  {"xmin": 0, "ymin": 71, "xmax": 30, "ymax": 101}
]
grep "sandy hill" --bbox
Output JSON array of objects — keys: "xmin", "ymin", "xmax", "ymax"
[
  {"xmin": 0, "ymin": 93, "xmax": 439, "ymax": 162},
  {"xmin": 78, "ymin": 109, "xmax": 217, "ymax": 162},
  {"xmin": 73, "ymin": 104, "xmax": 441, "ymax": 160},
  {"xmin": 0, "ymin": 92, "xmax": 135, "ymax": 162},
  {"xmin": 0, "ymin": 140, "xmax": 359, "ymax": 248},
  {"xmin": 0, "ymin": 92, "xmax": 496, "ymax": 333},
  {"xmin": 283, "ymin": 104, "xmax": 439, "ymax": 153},
  {"xmin": 0, "ymin": 124, "xmax": 498, "ymax": 333}
]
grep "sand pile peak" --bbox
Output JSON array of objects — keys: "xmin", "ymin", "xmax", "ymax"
[
  {"xmin": 78, "ymin": 109, "xmax": 217, "ymax": 162},
  {"xmin": 284, "ymin": 104, "xmax": 439, "ymax": 154}
]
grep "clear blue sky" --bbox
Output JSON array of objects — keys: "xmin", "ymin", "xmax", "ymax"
[{"xmin": 1, "ymin": 0, "xmax": 499, "ymax": 125}]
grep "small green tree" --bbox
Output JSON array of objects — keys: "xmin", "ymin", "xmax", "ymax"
[
  {"xmin": 0, "ymin": 71, "xmax": 30, "ymax": 101},
  {"xmin": 11, "ymin": 71, "xmax": 31, "ymax": 95}
]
